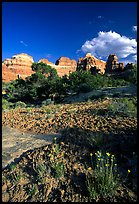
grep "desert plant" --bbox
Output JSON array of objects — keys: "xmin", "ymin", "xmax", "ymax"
[
  {"xmin": 41, "ymin": 99, "xmax": 54, "ymax": 106},
  {"xmin": 88, "ymin": 132, "xmax": 104, "ymax": 149},
  {"xmin": 48, "ymin": 138, "xmax": 65, "ymax": 179},
  {"xmin": 86, "ymin": 151, "xmax": 119, "ymax": 199},
  {"xmin": 107, "ymin": 97, "xmax": 137, "ymax": 117},
  {"xmin": 78, "ymin": 83, "xmax": 92, "ymax": 93},
  {"xmin": 9, "ymin": 163, "xmax": 17, "ymax": 171},
  {"xmin": 13, "ymin": 172, "xmax": 22, "ymax": 182},
  {"xmin": 51, "ymin": 162, "xmax": 65, "ymax": 179},
  {"xmin": 35, "ymin": 163, "xmax": 47, "ymax": 184},
  {"xmin": 15, "ymin": 101, "xmax": 27, "ymax": 108},
  {"xmin": 29, "ymin": 184, "xmax": 36, "ymax": 196},
  {"xmin": 2, "ymin": 98, "xmax": 10, "ymax": 110}
]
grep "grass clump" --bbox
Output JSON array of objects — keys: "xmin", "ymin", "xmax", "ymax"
[
  {"xmin": 48, "ymin": 138, "xmax": 65, "ymax": 179},
  {"xmin": 86, "ymin": 151, "xmax": 119, "ymax": 200},
  {"xmin": 34, "ymin": 163, "xmax": 47, "ymax": 184}
]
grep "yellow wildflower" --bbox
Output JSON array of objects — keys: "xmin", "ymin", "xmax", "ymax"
[
  {"xmin": 90, "ymin": 153, "xmax": 93, "ymax": 157},
  {"xmin": 88, "ymin": 167, "xmax": 92, "ymax": 171},
  {"xmin": 128, "ymin": 169, "xmax": 131, "ymax": 173},
  {"xmin": 105, "ymin": 164, "xmax": 109, "ymax": 167},
  {"xmin": 50, "ymin": 156, "xmax": 54, "ymax": 161},
  {"xmin": 106, "ymin": 152, "xmax": 111, "ymax": 157}
]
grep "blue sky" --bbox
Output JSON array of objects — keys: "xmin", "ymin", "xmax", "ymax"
[{"xmin": 2, "ymin": 2, "xmax": 137, "ymax": 65}]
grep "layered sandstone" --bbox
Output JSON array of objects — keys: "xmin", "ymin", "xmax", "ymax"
[
  {"xmin": 38, "ymin": 59, "xmax": 53, "ymax": 65},
  {"xmin": 39, "ymin": 57, "xmax": 77, "ymax": 77},
  {"xmin": 77, "ymin": 53, "xmax": 106, "ymax": 75},
  {"xmin": 2, "ymin": 54, "xmax": 77, "ymax": 82},
  {"xmin": 55, "ymin": 57, "xmax": 77, "ymax": 68},
  {"xmin": 2, "ymin": 53, "xmax": 35, "ymax": 82}
]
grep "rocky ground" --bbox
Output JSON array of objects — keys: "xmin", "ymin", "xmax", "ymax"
[
  {"xmin": 2, "ymin": 126, "xmax": 61, "ymax": 168},
  {"xmin": 2, "ymin": 98, "xmax": 137, "ymax": 202}
]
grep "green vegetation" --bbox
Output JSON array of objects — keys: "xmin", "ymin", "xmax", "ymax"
[
  {"xmin": 107, "ymin": 97, "xmax": 137, "ymax": 117},
  {"xmin": 2, "ymin": 62, "xmax": 137, "ymax": 107},
  {"xmin": 86, "ymin": 151, "xmax": 119, "ymax": 199},
  {"xmin": 15, "ymin": 101, "xmax": 27, "ymax": 108},
  {"xmin": 48, "ymin": 138, "xmax": 65, "ymax": 179}
]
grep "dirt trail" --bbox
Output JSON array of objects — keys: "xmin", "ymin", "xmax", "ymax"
[{"xmin": 2, "ymin": 126, "xmax": 61, "ymax": 169}]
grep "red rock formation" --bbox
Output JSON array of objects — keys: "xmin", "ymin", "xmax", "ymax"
[
  {"xmin": 51, "ymin": 65, "xmax": 75, "ymax": 77},
  {"xmin": 39, "ymin": 57, "xmax": 77, "ymax": 77},
  {"xmin": 77, "ymin": 53, "xmax": 106, "ymax": 75},
  {"xmin": 55, "ymin": 57, "xmax": 77, "ymax": 68},
  {"xmin": 2, "ymin": 53, "xmax": 35, "ymax": 82},
  {"xmin": 38, "ymin": 59, "xmax": 53, "ymax": 65},
  {"xmin": 2, "ymin": 54, "xmax": 77, "ymax": 82}
]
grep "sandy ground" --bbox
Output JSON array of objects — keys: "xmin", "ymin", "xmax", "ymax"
[{"xmin": 2, "ymin": 126, "xmax": 61, "ymax": 169}]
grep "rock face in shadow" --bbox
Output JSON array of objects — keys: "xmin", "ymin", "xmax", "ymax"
[
  {"xmin": 77, "ymin": 53, "xmax": 106, "ymax": 75},
  {"xmin": 106, "ymin": 54, "xmax": 124, "ymax": 72}
]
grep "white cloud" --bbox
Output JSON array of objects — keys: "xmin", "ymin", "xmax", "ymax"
[
  {"xmin": 120, "ymin": 54, "xmax": 137, "ymax": 65},
  {"xmin": 81, "ymin": 30, "xmax": 137, "ymax": 63},
  {"xmin": 97, "ymin": 15, "xmax": 103, "ymax": 19},
  {"xmin": 46, "ymin": 54, "xmax": 52, "ymax": 59},
  {"xmin": 132, "ymin": 26, "xmax": 137, "ymax": 32},
  {"xmin": 20, "ymin": 40, "xmax": 28, "ymax": 46}
]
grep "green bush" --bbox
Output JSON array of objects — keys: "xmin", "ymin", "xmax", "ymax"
[
  {"xmin": 41, "ymin": 99, "xmax": 54, "ymax": 106},
  {"xmin": 15, "ymin": 101, "xmax": 27, "ymax": 108},
  {"xmin": 2, "ymin": 99, "xmax": 10, "ymax": 110},
  {"xmin": 78, "ymin": 83, "xmax": 92, "ymax": 93},
  {"xmin": 107, "ymin": 97, "xmax": 137, "ymax": 117},
  {"xmin": 89, "ymin": 93, "xmax": 106, "ymax": 100}
]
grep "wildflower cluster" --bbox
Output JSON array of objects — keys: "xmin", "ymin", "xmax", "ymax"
[
  {"xmin": 86, "ymin": 151, "xmax": 119, "ymax": 199},
  {"xmin": 48, "ymin": 137, "xmax": 65, "ymax": 179}
]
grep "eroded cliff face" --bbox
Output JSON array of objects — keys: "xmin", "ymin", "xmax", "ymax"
[
  {"xmin": 2, "ymin": 52, "xmax": 125, "ymax": 83},
  {"xmin": 55, "ymin": 57, "xmax": 77, "ymax": 68},
  {"xmin": 77, "ymin": 53, "xmax": 106, "ymax": 75},
  {"xmin": 2, "ymin": 53, "xmax": 35, "ymax": 82},
  {"xmin": 2, "ymin": 54, "xmax": 77, "ymax": 82},
  {"xmin": 106, "ymin": 54, "xmax": 124, "ymax": 72},
  {"xmin": 38, "ymin": 59, "xmax": 53, "ymax": 65}
]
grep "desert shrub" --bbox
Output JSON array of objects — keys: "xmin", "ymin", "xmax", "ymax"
[
  {"xmin": 2, "ymin": 99, "xmax": 10, "ymax": 110},
  {"xmin": 86, "ymin": 151, "xmax": 119, "ymax": 199},
  {"xmin": 89, "ymin": 93, "xmax": 106, "ymax": 101},
  {"xmin": 78, "ymin": 83, "xmax": 92, "ymax": 93},
  {"xmin": 15, "ymin": 101, "xmax": 27, "ymax": 108},
  {"xmin": 68, "ymin": 70, "xmax": 94, "ymax": 91},
  {"xmin": 31, "ymin": 62, "xmax": 58, "ymax": 79},
  {"xmin": 116, "ymin": 64, "xmax": 137, "ymax": 85},
  {"xmin": 41, "ymin": 99, "xmax": 54, "ymax": 106},
  {"xmin": 107, "ymin": 97, "xmax": 137, "ymax": 117}
]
